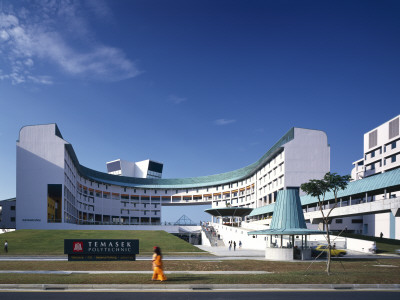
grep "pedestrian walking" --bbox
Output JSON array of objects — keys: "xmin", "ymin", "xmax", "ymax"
[
  {"xmin": 239, "ymin": 240, "xmax": 242, "ymax": 249},
  {"xmin": 152, "ymin": 246, "xmax": 167, "ymax": 281},
  {"xmin": 233, "ymin": 241, "xmax": 236, "ymax": 251},
  {"xmin": 228, "ymin": 241, "xmax": 232, "ymax": 251},
  {"xmin": 4, "ymin": 240, "xmax": 8, "ymax": 253}
]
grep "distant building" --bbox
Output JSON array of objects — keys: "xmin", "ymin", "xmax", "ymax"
[
  {"xmin": 106, "ymin": 159, "xmax": 163, "ymax": 179},
  {"xmin": 352, "ymin": 114, "xmax": 400, "ymax": 180},
  {"xmin": 0, "ymin": 198, "xmax": 16, "ymax": 229}
]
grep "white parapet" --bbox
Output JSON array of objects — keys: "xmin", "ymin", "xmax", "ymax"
[{"xmin": 266, "ymin": 247, "xmax": 293, "ymax": 261}]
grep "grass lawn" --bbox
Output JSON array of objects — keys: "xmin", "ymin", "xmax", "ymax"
[
  {"xmin": 0, "ymin": 230, "xmax": 206, "ymax": 255},
  {"xmin": 0, "ymin": 259, "xmax": 399, "ymax": 284}
]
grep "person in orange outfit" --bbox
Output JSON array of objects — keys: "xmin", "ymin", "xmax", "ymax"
[{"xmin": 152, "ymin": 246, "xmax": 167, "ymax": 281}]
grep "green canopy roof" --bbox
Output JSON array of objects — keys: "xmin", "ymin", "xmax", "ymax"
[
  {"xmin": 248, "ymin": 188, "xmax": 323, "ymax": 236},
  {"xmin": 250, "ymin": 167, "xmax": 400, "ymax": 218},
  {"xmin": 205, "ymin": 207, "xmax": 253, "ymax": 217}
]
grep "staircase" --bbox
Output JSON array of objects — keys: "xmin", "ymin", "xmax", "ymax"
[{"xmin": 202, "ymin": 224, "xmax": 225, "ymax": 247}]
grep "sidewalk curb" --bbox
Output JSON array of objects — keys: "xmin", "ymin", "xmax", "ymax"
[{"xmin": 0, "ymin": 284, "xmax": 399, "ymax": 291}]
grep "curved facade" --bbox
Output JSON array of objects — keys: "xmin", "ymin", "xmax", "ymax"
[{"xmin": 16, "ymin": 124, "xmax": 330, "ymax": 229}]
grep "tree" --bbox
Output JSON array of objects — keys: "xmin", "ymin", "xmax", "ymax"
[{"xmin": 300, "ymin": 172, "xmax": 351, "ymax": 275}]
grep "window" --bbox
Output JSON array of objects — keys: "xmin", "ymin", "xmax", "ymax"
[
  {"xmin": 391, "ymin": 141, "xmax": 397, "ymax": 150},
  {"xmin": 11, "ymin": 206, "xmax": 15, "ymax": 211},
  {"xmin": 392, "ymin": 156, "xmax": 397, "ymax": 163},
  {"xmin": 11, "ymin": 217, "xmax": 15, "ymax": 222},
  {"xmin": 371, "ymin": 151, "xmax": 375, "ymax": 158},
  {"xmin": 335, "ymin": 219, "xmax": 343, "ymax": 224},
  {"xmin": 351, "ymin": 219, "xmax": 362, "ymax": 224}
]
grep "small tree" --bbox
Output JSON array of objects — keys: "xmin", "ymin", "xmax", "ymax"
[{"xmin": 301, "ymin": 172, "xmax": 351, "ymax": 275}]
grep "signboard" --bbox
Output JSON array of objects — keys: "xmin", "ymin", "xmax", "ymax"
[{"xmin": 64, "ymin": 239, "xmax": 139, "ymax": 261}]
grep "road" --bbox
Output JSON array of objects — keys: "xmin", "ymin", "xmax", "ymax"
[{"xmin": 0, "ymin": 291, "xmax": 399, "ymax": 300}]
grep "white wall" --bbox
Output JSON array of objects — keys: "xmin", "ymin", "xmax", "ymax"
[
  {"xmin": 16, "ymin": 124, "xmax": 67, "ymax": 229},
  {"xmin": 345, "ymin": 237, "xmax": 376, "ymax": 253},
  {"xmin": 134, "ymin": 160, "xmax": 149, "ymax": 178},
  {"xmin": 284, "ymin": 128, "xmax": 330, "ymax": 189},
  {"xmin": 213, "ymin": 223, "xmax": 268, "ymax": 250}
]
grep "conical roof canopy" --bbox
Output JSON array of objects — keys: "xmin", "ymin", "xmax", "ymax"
[
  {"xmin": 270, "ymin": 188, "xmax": 307, "ymax": 230},
  {"xmin": 248, "ymin": 188, "xmax": 322, "ymax": 235}
]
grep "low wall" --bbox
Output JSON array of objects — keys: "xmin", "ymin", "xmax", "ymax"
[
  {"xmin": 345, "ymin": 237, "xmax": 375, "ymax": 253},
  {"xmin": 305, "ymin": 234, "xmax": 375, "ymax": 253},
  {"xmin": 201, "ymin": 231, "xmax": 211, "ymax": 246},
  {"xmin": 266, "ymin": 248, "xmax": 293, "ymax": 261}
]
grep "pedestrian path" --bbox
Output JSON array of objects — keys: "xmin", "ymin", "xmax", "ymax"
[
  {"xmin": 0, "ymin": 246, "xmax": 266, "ymax": 261},
  {"xmin": 195, "ymin": 245, "xmax": 265, "ymax": 258},
  {"xmin": 0, "ymin": 270, "xmax": 271, "ymax": 275}
]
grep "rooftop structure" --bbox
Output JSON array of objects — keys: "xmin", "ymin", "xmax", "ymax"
[{"xmin": 106, "ymin": 159, "xmax": 163, "ymax": 179}]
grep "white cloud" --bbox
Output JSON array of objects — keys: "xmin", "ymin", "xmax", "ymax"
[
  {"xmin": 27, "ymin": 75, "xmax": 53, "ymax": 85},
  {"xmin": 0, "ymin": 1, "xmax": 139, "ymax": 85},
  {"xmin": 168, "ymin": 95, "xmax": 187, "ymax": 105},
  {"xmin": 214, "ymin": 119, "xmax": 236, "ymax": 125},
  {"xmin": 0, "ymin": 29, "xmax": 10, "ymax": 40}
]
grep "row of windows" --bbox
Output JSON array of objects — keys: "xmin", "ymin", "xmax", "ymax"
[
  {"xmin": 366, "ymin": 154, "xmax": 399, "ymax": 170},
  {"xmin": 367, "ymin": 140, "xmax": 398, "ymax": 160},
  {"xmin": 257, "ymin": 152, "xmax": 284, "ymax": 177}
]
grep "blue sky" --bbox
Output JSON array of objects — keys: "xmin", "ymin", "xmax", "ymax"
[{"xmin": 1, "ymin": 0, "xmax": 400, "ymax": 223}]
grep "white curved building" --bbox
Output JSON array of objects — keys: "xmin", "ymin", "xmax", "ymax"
[{"xmin": 16, "ymin": 124, "xmax": 330, "ymax": 230}]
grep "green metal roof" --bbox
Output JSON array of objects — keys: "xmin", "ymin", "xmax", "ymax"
[
  {"xmin": 249, "ymin": 203, "xmax": 275, "ymax": 217},
  {"xmin": 0, "ymin": 197, "xmax": 16, "ymax": 203},
  {"xmin": 249, "ymin": 167, "xmax": 400, "ymax": 217},
  {"xmin": 300, "ymin": 167, "xmax": 400, "ymax": 206},
  {"xmin": 65, "ymin": 128, "xmax": 295, "ymax": 189},
  {"xmin": 269, "ymin": 189, "xmax": 307, "ymax": 229},
  {"xmin": 248, "ymin": 188, "xmax": 323, "ymax": 236}
]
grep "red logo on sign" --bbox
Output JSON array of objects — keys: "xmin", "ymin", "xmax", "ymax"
[{"xmin": 73, "ymin": 242, "xmax": 83, "ymax": 252}]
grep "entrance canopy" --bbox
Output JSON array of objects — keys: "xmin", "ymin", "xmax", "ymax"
[
  {"xmin": 248, "ymin": 228, "xmax": 323, "ymax": 236},
  {"xmin": 248, "ymin": 188, "xmax": 323, "ymax": 236},
  {"xmin": 205, "ymin": 207, "xmax": 253, "ymax": 218}
]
